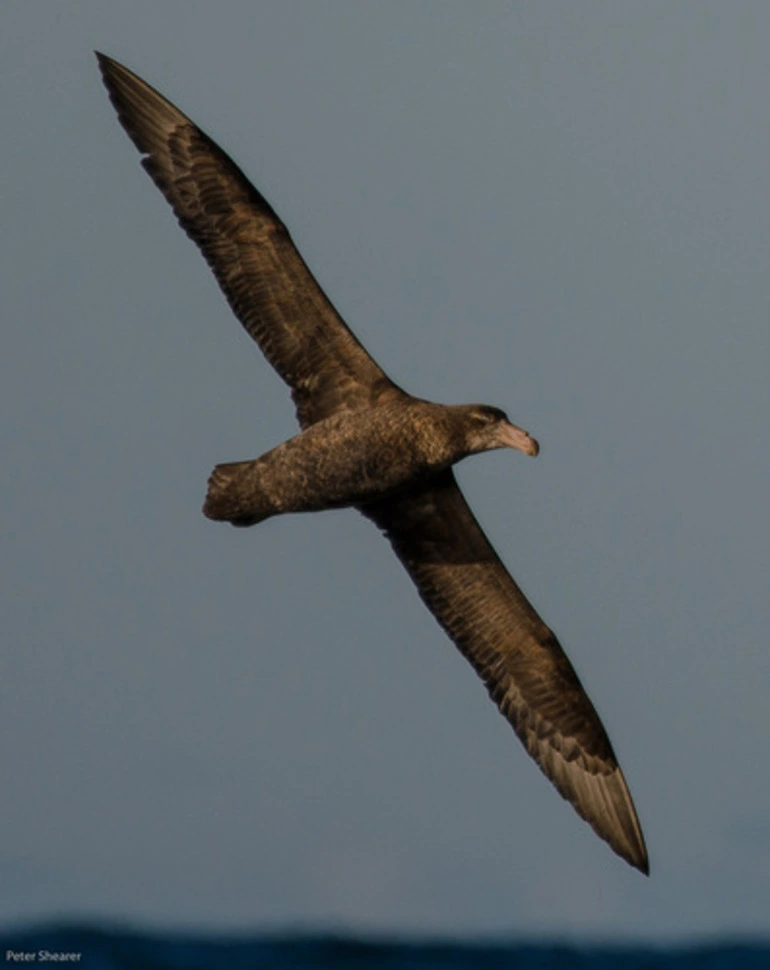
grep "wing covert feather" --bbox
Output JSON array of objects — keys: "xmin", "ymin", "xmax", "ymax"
[
  {"xmin": 97, "ymin": 53, "xmax": 401, "ymax": 427},
  {"xmin": 361, "ymin": 471, "xmax": 648, "ymax": 873}
]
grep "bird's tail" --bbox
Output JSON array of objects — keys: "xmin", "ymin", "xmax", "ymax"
[{"xmin": 202, "ymin": 460, "xmax": 270, "ymax": 528}]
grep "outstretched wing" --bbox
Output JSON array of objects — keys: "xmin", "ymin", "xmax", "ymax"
[
  {"xmin": 361, "ymin": 470, "xmax": 648, "ymax": 873},
  {"xmin": 97, "ymin": 53, "xmax": 402, "ymax": 428}
]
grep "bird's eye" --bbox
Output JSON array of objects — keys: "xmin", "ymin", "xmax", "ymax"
[{"xmin": 476, "ymin": 407, "xmax": 501, "ymax": 425}]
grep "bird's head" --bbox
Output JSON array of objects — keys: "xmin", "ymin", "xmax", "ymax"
[{"xmin": 460, "ymin": 404, "xmax": 540, "ymax": 457}]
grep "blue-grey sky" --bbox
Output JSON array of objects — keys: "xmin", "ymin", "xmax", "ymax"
[{"xmin": 3, "ymin": 0, "xmax": 770, "ymax": 941}]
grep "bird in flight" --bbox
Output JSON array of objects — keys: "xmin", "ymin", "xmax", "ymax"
[{"xmin": 97, "ymin": 53, "xmax": 648, "ymax": 874}]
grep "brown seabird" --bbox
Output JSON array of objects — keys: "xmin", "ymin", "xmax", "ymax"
[{"xmin": 97, "ymin": 53, "xmax": 648, "ymax": 874}]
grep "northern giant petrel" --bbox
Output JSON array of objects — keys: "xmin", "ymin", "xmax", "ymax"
[{"xmin": 97, "ymin": 53, "xmax": 648, "ymax": 874}]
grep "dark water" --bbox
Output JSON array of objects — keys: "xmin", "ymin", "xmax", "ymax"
[{"xmin": 1, "ymin": 926, "xmax": 768, "ymax": 970}]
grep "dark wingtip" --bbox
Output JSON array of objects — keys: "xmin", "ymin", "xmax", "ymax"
[
  {"xmin": 619, "ymin": 819, "xmax": 649, "ymax": 876},
  {"xmin": 95, "ymin": 52, "xmax": 120, "ymax": 89},
  {"xmin": 621, "ymin": 841, "xmax": 649, "ymax": 875}
]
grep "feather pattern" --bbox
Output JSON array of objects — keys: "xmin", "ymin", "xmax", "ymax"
[
  {"xmin": 361, "ymin": 471, "xmax": 648, "ymax": 872},
  {"xmin": 97, "ymin": 53, "xmax": 401, "ymax": 428}
]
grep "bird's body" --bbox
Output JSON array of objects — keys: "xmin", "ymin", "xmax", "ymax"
[
  {"xmin": 204, "ymin": 399, "xmax": 537, "ymax": 525},
  {"xmin": 98, "ymin": 52, "xmax": 649, "ymax": 874}
]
